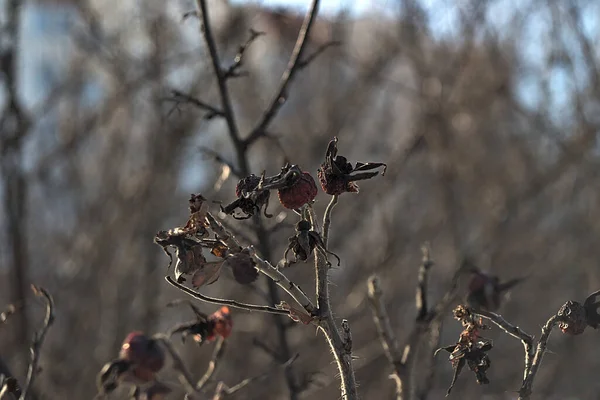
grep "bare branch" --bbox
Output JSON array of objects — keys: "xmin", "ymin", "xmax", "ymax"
[
  {"xmin": 197, "ymin": 337, "xmax": 227, "ymax": 390},
  {"xmin": 297, "ymin": 41, "xmax": 341, "ymax": 69},
  {"xmin": 222, "ymin": 29, "xmax": 265, "ymax": 80},
  {"xmin": 212, "ymin": 354, "xmax": 299, "ymax": 399},
  {"xmin": 195, "ymin": 0, "xmax": 243, "ymax": 150},
  {"xmin": 20, "ymin": 286, "xmax": 55, "ymax": 400},
  {"xmin": 153, "ymin": 334, "xmax": 198, "ymax": 395},
  {"xmin": 474, "ymin": 309, "xmax": 534, "ymax": 380},
  {"xmin": 518, "ymin": 315, "xmax": 559, "ymax": 400},
  {"xmin": 367, "ymin": 276, "xmax": 405, "ymax": 399},
  {"xmin": 198, "ymin": 147, "xmax": 241, "ymax": 178},
  {"xmin": 168, "ymin": 89, "xmax": 224, "ymax": 118},
  {"xmin": 244, "ymin": 0, "xmax": 322, "ymax": 148},
  {"xmin": 165, "ymin": 276, "xmax": 291, "ymax": 316}
]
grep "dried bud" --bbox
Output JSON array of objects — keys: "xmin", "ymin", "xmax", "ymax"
[{"xmin": 557, "ymin": 301, "xmax": 588, "ymax": 335}]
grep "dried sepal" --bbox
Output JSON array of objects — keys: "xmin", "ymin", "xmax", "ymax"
[
  {"xmin": 317, "ymin": 137, "xmax": 386, "ymax": 195},
  {"xmin": 557, "ymin": 300, "xmax": 588, "ymax": 335},
  {"xmin": 283, "ymin": 220, "xmax": 341, "ymax": 266}
]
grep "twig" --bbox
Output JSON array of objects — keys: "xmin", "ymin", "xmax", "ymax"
[
  {"xmin": 0, "ymin": 304, "xmax": 19, "ymax": 325},
  {"xmin": 205, "ymin": 212, "xmax": 315, "ymax": 313},
  {"xmin": 195, "ymin": 0, "xmax": 243, "ymax": 152},
  {"xmin": 153, "ymin": 334, "xmax": 197, "ymax": 395},
  {"xmin": 367, "ymin": 276, "xmax": 406, "ymax": 399},
  {"xmin": 367, "ymin": 245, "xmax": 440, "ymax": 400},
  {"xmin": 165, "ymin": 276, "xmax": 290, "ymax": 316},
  {"xmin": 222, "ymin": 29, "xmax": 265, "ymax": 80},
  {"xmin": 212, "ymin": 354, "xmax": 299, "ymax": 398},
  {"xmin": 244, "ymin": 0, "xmax": 322, "ymax": 148},
  {"xmin": 518, "ymin": 315, "xmax": 559, "ymax": 400},
  {"xmin": 474, "ymin": 309, "xmax": 534, "ymax": 380},
  {"xmin": 198, "ymin": 147, "xmax": 241, "ymax": 178},
  {"xmin": 197, "ymin": 337, "xmax": 227, "ymax": 390},
  {"xmin": 297, "ymin": 41, "xmax": 341, "ymax": 69},
  {"xmin": 20, "ymin": 286, "xmax": 55, "ymax": 400},
  {"xmin": 169, "ymin": 89, "xmax": 224, "ymax": 118},
  {"xmin": 308, "ymin": 205, "xmax": 357, "ymax": 400},
  {"xmin": 322, "ymin": 195, "xmax": 338, "ymax": 249}
]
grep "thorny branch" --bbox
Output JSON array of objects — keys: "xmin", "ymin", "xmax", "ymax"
[
  {"xmin": 21, "ymin": 286, "xmax": 55, "ymax": 400},
  {"xmin": 517, "ymin": 315, "xmax": 559, "ymax": 400},
  {"xmin": 205, "ymin": 212, "xmax": 316, "ymax": 313},
  {"xmin": 168, "ymin": 89, "xmax": 224, "ymax": 118},
  {"xmin": 308, "ymin": 203, "xmax": 358, "ymax": 400},
  {"xmin": 153, "ymin": 334, "xmax": 198, "ymax": 395},
  {"xmin": 474, "ymin": 309, "xmax": 534, "ymax": 380},
  {"xmin": 165, "ymin": 276, "xmax": 291, "ymax": 316}
]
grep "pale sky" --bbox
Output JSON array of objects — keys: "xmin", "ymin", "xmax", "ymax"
[{"xmin": 230, "ymin": 0, "xmax": 392, "ymax": 16}]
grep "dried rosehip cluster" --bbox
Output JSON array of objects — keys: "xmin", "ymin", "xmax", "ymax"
[
  {"xmin": 221, "ymin": 164, "xmax": 317, "ymax": 219},
  {"xmin": 97, "ymin": 332, "xmax": 165, "ymax": 395},
  {"xmin": 556, "ymin": 290, "xmax": 600, "ymax": 335},
  {"xmin": 437, "ymin": 305, "xmax": 493, "ymax": 395},
  {"xmin": 170, "ymin": 305, "xmax": 233, "ymax": 344},
  {"xmin": 317, "ymin": 137, "xmax": 386, "ymax": 195},
  {"xmin": 283, "ymin": 220, "xmax": 340, "ymax": 266}
]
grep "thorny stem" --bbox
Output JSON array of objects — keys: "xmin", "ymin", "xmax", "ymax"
[
  {"xmin": 309, "ymin": 204, "xmax": 358, "ymax": 400},
  {"xmin": 20, "ymin": 286, "xmax": 54, "ymax": 400},
  {"xmin": 205, "ymin": 212, "xmax": 315, "ymax": 313},
  {"xmin": 518, "ymin": 315, "xmax": 559, "ymax": 400},
  {"xmin": 322, "ymin": 195, "xmax": 338, "ymax": 249},
  {"xmin": 165, "ymin": 276, "xmax": 291, "ymax": 316},
  {"xmin": 474, "ymin": 309, "xmax": 534, "ymax": 381}
]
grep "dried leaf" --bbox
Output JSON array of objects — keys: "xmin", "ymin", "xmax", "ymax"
[{"xmin": 277, "ymin": 302, "xmax": 314, "ymax": 325}]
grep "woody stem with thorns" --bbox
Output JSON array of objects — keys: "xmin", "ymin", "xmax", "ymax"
[{"xmin": 308, "ymin": 201, "xmax": 358, "ymax": 400}]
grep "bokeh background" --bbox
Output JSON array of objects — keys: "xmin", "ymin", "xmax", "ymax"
[{"xmin": 1, "ymin": 0, "xmax": 600, "ymax": 399}]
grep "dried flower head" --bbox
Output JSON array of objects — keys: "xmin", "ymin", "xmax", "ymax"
[
  {"xmin": 170, "ymin": 306, "xmax": 233, "ymax": 344},
  {"xmin": 437, "ymin": 305, "xmax": 492, "ymax": 395},
  {"xmin": 317, "ymin": 137, "xmax": 386, "ymax": 195},
  {"xmin": 283, "ymin": 219, "xmax": 340, "ymax": 266},
  {"xmin": 221, "ymin": 174, "xmax": 272, "ymax": 219}
]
